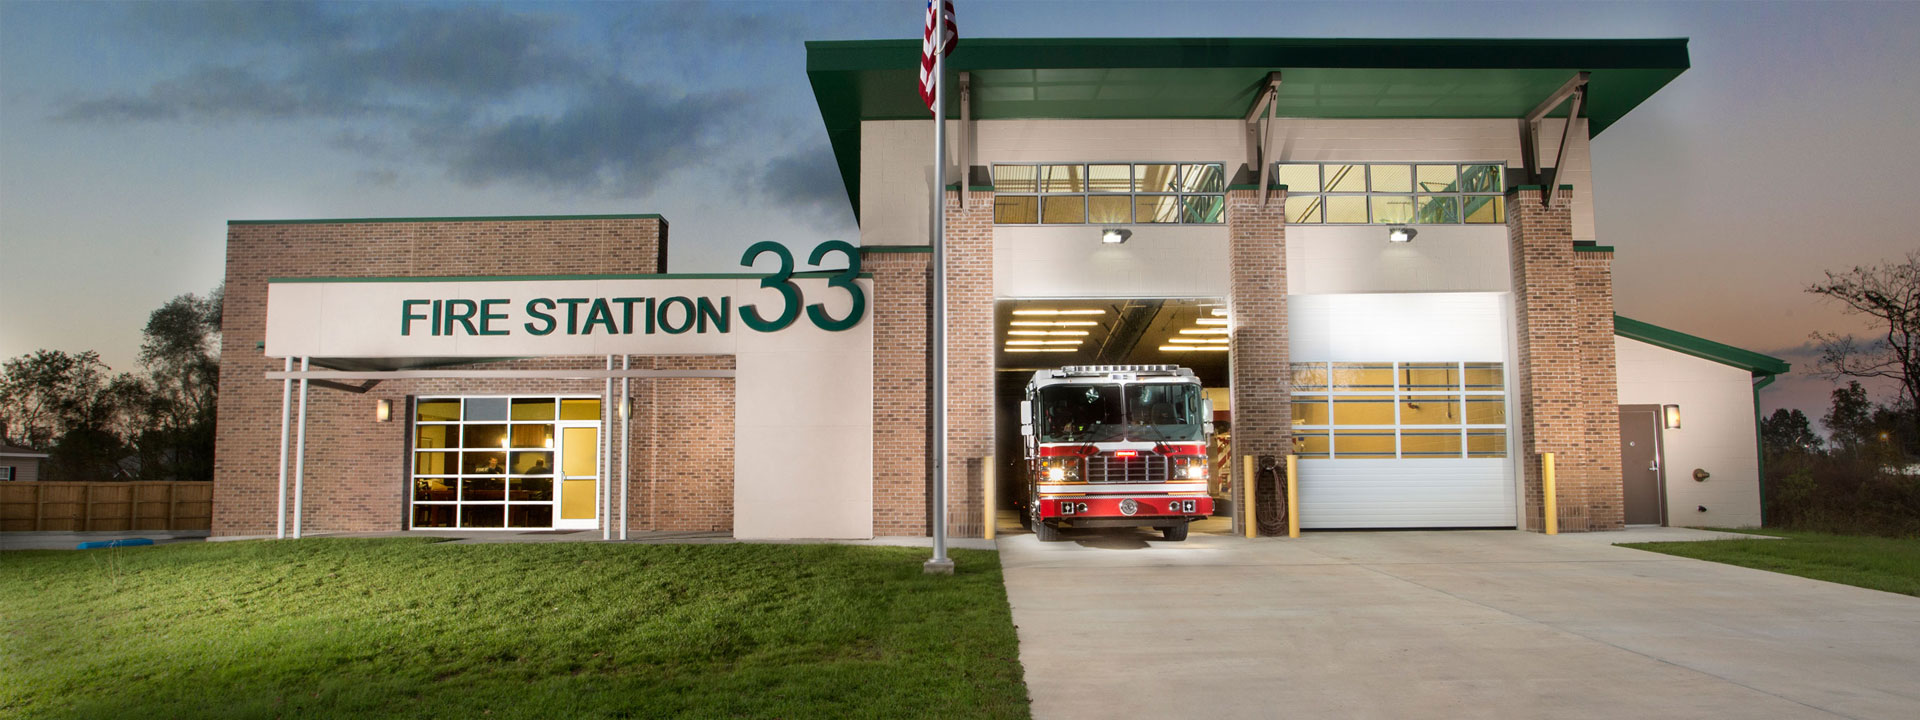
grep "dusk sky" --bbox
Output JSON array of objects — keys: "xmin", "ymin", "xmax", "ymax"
[{"xmin": 3, "ymin": 1, "xmax": 1917, "ymax": 430}]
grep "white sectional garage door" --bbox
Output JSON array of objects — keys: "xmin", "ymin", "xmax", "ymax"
[{"xmin": 1288, "ymin": 293, "xmax": 1517, "ymax": 528}]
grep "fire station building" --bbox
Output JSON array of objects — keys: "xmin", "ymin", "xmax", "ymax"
[{"xmin": 211, "ymin": 37, "xmax": 1787, "ymax": 540}]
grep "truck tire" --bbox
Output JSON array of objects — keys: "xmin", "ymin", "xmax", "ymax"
[
  {"xmin": 1034, "ymin": 520, "xmax": 1064, "ymax": 542},
  {"xmin": 1160, "ymin": 521, "xmax": 1190, "ymax": 541}
]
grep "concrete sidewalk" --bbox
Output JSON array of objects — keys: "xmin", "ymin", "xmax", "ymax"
[
  {"xmin": 997, "ymin": 528, "xmax": 1920, "ymax": 720},
  {"xmin": 0, "ymin": 530, "xmax": 210, "ymax": 551}
]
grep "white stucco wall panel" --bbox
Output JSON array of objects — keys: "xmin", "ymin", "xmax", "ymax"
[
  {"xmin": 1287, "ymin": 225, "xmax": 1511, "ymax": 295},
  {"xmin": 1615, "ymin": 336, "xmax": 1764, "ymax": 528},
  {"xmin": 733, "ymin": 347, "xmax": 874, "ymax": 540},
  {"xmin": 994, "ymin": 225, "xmax": 1228, "ymax": 298}
]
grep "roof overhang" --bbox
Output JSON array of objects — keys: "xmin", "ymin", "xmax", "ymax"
[
  {"xmin": 1615, "ymin": 316, "xmax": 1790, "ymax": 378},
  {"xmin": 806, "ymin": 36, "xmax": 1689, "ymax": 220}
]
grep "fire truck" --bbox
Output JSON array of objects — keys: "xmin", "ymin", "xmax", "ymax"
[{"xmin": 1020, "ymin": 365, "xmax": 1215, "ymax": 541}]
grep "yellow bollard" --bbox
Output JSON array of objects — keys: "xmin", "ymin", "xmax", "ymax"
[
  {"xmin": 1243, "ymin": 455, "xmax": 1256, "ymax": 539},
  {"xmin": 983, "ymin": 455, "xmax": 995, "ymax": 540},
  {"xmin": 1542, "ymin": 452, "xmax": 1558, "ymax": 535},
  {"xmin": 1286, "ymin": 454, "xmax": 1300, "ymax": 538}
]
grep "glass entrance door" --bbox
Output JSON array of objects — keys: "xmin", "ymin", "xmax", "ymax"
[{"xmin": 555, "ymin": 425, "xmax": 600, "ymax": 530}]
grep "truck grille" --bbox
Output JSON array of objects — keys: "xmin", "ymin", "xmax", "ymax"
[{"xmin": 1085, "ymin": 455, "xmax": 1169, "ymax": 483}]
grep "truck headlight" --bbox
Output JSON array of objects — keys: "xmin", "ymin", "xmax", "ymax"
[
  {"xmin": 1047, "ymin": 466, "xmax": 1065, "ymax": 482},
  {"xmin": 1185, "ymin": 464, "xmax": 1208, "ymax": 480}
]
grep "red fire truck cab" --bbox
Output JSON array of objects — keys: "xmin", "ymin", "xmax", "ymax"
[{"xmin": 1021, "ymin": 365, "xmax": 1215, "ymax": 541}]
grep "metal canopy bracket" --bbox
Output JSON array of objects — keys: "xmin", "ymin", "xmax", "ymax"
[
  {"xmin": 1520, "ymin": 71, "xmax": 1589, "ymax": 205},
  {"xmin": 1243, "ymin": 72, "xmax": 1282, "ymax": 205}
]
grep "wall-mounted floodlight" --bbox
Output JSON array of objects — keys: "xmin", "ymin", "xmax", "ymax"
[
  {"xmin": 1387, "ymin": 225, "xmax": 1417, "ymax": 243},
  {"xmin": 375, "ymin": 398, "xmax": 392, "ymax": 423},
  {"xmin": 1662, "ymin": 404, "xmax": 1681, "ymax": 429},
  {"xmin": 1100, "ymin": 228, "xmax": 1130, "ymax": 244}
]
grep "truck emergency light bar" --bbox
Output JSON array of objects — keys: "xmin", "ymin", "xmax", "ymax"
[{"xmin": 1053, "ymin": 365, "xmax": 1191, "ymax": 377}]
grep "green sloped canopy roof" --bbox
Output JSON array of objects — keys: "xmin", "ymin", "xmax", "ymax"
[
  {"xmin": 1615, "ymin": 316, "xmax": 1790, "ymax": 377},
  {"xmin": 806, "ymin": 36, "xmax": 1689, "ymax": 218}
]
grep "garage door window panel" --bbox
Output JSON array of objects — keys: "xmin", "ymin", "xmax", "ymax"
[
  {"xmin": 1401, "ymin": 430, "xmax": 1464, "ymax": 457},
  {"xmin": 1334, "ymin": 431, "xmax": 1396, "ymax": 459},
  {"xmin": 1290, "ymin": 361, "xmax": 1507, "ymax": 460},
  {"xmin": 1333, "ymin": 395, "xmax": 1395, "ymax": 426}
]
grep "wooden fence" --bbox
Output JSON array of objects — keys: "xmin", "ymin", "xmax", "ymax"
[{"xmin": 0, "ymin": 482, "xmax": 213, "ymax": 532}]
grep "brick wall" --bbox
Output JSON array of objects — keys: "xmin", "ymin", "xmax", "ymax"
[
  {"xmin": 214, "ymin": 217, "xmax": 737, "ymax": 537},
  {"xmin": 1226, "ymin": 186, "xmax": 1292, "ymax": 536},
  {"xmin": 864, "ymin": 249, "xmax": 932, "ymax": 536},
  {"xmin": 943, "ymin": 189, "xmax": 995, "ymax": 538},
  {"xmin": 1572, "ymin": 249, "xmax": 1622, "ymax": 530},
  {"xmin": 1507, "ymin": 188, "xmax": 1624, "ymax": 532},
  {"xmin": 633, "ymin": 356, "xmax": 736, "ymax": 533}
]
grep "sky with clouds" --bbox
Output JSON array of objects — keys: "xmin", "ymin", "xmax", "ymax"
[{"xmin": 2, "ymin": 0, "xmax": 1917, "ymax": 431}]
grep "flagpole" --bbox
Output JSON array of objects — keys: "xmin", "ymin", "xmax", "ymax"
[{"xmin": 925, "ymin": 3, "xmax": 954, "ymax": 575}]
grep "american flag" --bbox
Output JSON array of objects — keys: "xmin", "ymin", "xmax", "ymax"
[{"xmin": 919, "ymin": 0, "xmax": 957, "ymax": 111}]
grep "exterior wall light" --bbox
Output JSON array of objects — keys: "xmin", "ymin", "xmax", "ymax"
[
  {"xmin": 1662, "ymin": 404, "xmax": 1681, "ymax": 429},
  {"xmin": 1100, "ymin": 228, "xmax": 1130, "ymax": 244},
  {"xmin": 375, "ymin": 398, "xmax": 392, "ymax": 423},
  {"xmin": 1387, "ymin": 226, "xmax": 1417, "ymax": 243}
]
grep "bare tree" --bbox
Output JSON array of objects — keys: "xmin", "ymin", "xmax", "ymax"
[{"xmin": 1809, "ymin": 250, "xmax": 1920, "ymax": 442}]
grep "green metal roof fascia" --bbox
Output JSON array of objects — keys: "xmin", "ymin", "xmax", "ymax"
[
  {"xmin": 1614, "ymin": 315, "xmax": 1790, "ymax": 377},
  {"xmin": 807, "ymin": 37, "xmax": 1687, "ymax": 223},
  {"xmin": 230, "ymin": 214, "xmax": 664, "ymax": 225}
]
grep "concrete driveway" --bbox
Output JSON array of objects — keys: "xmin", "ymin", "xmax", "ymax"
[{"xmin": 996, "ymin": 527, "xmax": 1920, "ymax": 720}]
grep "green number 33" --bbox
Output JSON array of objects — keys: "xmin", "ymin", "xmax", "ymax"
[{"xmin": 738, "ymin": 241, "xmax": 865, "ymax": 332}]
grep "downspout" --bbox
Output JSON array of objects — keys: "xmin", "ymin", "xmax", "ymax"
[{"xmin": 1752, "ymin": 373, "xmax": 1777, "ymax": 526}]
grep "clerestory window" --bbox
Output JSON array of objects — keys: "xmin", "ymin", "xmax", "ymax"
[
  {"xmin": 1274, "ymin": 163, "xmax": 1507, "ymax": 226},
  {"xmin": 991, "ymin": 163, "xmax": 1226, "ymax": 225}
]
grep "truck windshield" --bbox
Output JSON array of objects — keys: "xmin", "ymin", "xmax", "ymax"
[
  {"xmin": 1037, "ymin": 382, "xmax": 1204, "ymax": 443},
  {"xmin": 1039, "ymin": 385, "xmax": 1123, "ymax": 443}
]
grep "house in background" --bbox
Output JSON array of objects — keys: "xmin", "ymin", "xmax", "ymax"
[{"xmin": 0, "ymin": 444, "xmax": 50, "ymax": 482}]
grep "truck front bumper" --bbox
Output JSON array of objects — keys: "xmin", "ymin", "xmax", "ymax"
[{"xmin": 1037, "ymin": 496, "xmax": 1213, "ymax": 523}]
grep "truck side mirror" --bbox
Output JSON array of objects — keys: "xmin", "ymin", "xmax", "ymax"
[
  {"xmin": 1020, "ymin": 400, "xmax": 1033, "ymax": 436},
  {"xmin": 1202, "ymin": 398, "xmax": 1215, "ymax": 435}
]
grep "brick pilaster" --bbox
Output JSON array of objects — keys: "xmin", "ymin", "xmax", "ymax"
[
  {"xmin": 1226, "ymin": 187, "xmax": 1291, "ymax": 536},
  {"xmin": 1507, "ymin": 187, "xmax": 1624, "ymax": 532},
  {"xmin": 1572, "ymin": 249, "xmax": 1622, "ymax": 530},
  {"xmin": 943, "ymin": 189, "xmax": 995, "ymax": 538},
  {"xmin": 864, "ymin": 249, "xmax": 932, "ymax": 536}
]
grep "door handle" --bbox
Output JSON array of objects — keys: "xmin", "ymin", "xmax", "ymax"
[{"xmin": 1649, "ymin": 461, "xmax": 1659, "ymax": 472}]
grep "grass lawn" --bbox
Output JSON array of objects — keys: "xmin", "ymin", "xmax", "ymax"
[
  {"xmin": 0, "ymin": 539, "xmax": 1031, "ymax": 719},
  {"xmin": 1620, "ymin": 529, "xmax": 1920, "ymax": 597}
]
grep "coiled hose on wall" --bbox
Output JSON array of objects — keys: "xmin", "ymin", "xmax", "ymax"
[{"xmin": 1256, "ymin": 454, "xmax": 1287, "ymax": 536}]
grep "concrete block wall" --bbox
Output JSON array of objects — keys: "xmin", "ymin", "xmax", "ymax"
[
  {"xmin": 864, "ymin": 248, "xmax": 932, "ymax": 536},
  {"xmin": 1226, "ymin": 186, "xmax": 1292, "ymax": 535},
  {"xmin": 1506, "ymin": 188, "xmax": 1624, "ymax": 532},
  {"xmin": 214, "ymin": 217, "xmax": 738, "ymax": 537}
]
